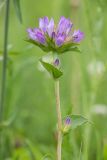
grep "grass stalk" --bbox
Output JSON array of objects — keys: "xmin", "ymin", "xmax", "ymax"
[
  {"xmin": 0, "ymin": 0, "xmax": 10, "ymax": 121},
  {"xmin": 0, "ymin": 0, "xmax": 10, "ymax": 159}
]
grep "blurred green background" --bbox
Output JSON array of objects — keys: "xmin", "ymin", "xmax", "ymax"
[{"xmin": 0, "ymin": 0, "xmax": 107, "ymax": 159}]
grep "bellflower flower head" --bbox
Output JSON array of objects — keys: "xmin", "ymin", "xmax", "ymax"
[{"xmin": 27, "ymin": 16, "xmax": 84, "ymax": 54}]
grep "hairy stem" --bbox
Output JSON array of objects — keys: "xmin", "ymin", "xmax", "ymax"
[{"xmin": 55, "ymin": 80, "xmax": 62, "ymax": 160}]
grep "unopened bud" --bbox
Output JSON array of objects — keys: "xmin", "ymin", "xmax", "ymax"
[
  {"xmin": 62, "ymin": 117, "xmax": 71, "ymax": 134},
  {"xmin": 54, "ymin": 58, "xmax": 60, "ymax": 67},
  {"xmin": 65, "ymin": 117, "xmax": 71, "ymax": 125}
]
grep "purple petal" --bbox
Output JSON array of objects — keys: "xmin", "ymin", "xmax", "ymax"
[
  {"xmin": 27, "ymin": 28, "xmax": 46, "ymax": 44},
  {"xmin": 36, "ymin": 31, "xmax": 46, "ymax": 44},
  {"xmin": 66, "ymin": 20, "xmax": 73, "ymax": 35},
  {"xmin": 72, "ymin": 30, "xmax": 84, "ymax": 43},
  {"xmin": 57, "ymin": 17, "xmax": 73, "ymax": 36},
  {"xmin": 55, "ymin": 34, "xmax": 65, "ymax": 46},
  {"xmin": 27, "ymin": 28, "xmax": 37, "ymax": 40},
  {"xmin": 33, "ymin": 28, "xmax": 40, "ymax": 32},
  {"xmin": 58, "ymin": 16, "xmax": 66, "ymax": 28},
  {"xmin": 44, "ymin": 17, "xmax": 49, "ymax": 24},
  {"xmin": 39, "ymin": 17, "xmax": 49, "ymax": 32},
  {"xmin": 52, "ymin": 32, "xmax": 56, "ymax": 39},
  {"xmin": 65, "ymin": 117, "xmax": 71, "ymax": 125},
  {"xmin": 47, "ymin": 18, "xmax": 54, "ymax": 37}
]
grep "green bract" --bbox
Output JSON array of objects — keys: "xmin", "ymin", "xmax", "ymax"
[
  {"xmin": 62, "ymin": 115, "xmax": 88, "ymax": 135},
  {"xmin": 40, "ymin": 58, "xmax": 63, "ymax": 79},
  {"xmin": 26, "ymin": 39, "xmax": 81, "ymax": 54}
]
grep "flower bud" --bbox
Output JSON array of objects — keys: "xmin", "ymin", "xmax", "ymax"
[
  {"xmin": 62, "ymin": 117, "xmax": 71, "ymax": 134},
  {"xmin": 54, "ymin": 58, "xmax": 60, "ymax": 67}
]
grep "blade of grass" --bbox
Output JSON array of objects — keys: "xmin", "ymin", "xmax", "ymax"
[
  {"xmin": 0, "ymin": 0, "xmax": 10, "ymax": 159},
  {"xmin": 13, "ymin": 0, "xmax": 22, "ymax": 23},
  {"xmin": 0, "ymin": 0, "xmax": 10, "ymax": 122},
  {"xmin": 0, "ymin": 0, "xmax": 6, "ymax": 12}
]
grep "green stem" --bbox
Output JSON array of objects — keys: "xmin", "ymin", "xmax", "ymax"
[
  {"xmin": 0, "ymin": 0, "xmax": 10, "ymax": 159},
  {"xmin": 96, "ymin": 131, "xmax": 103, "ymax": 160},
  {"xmin": 55, "ymin": 80, "xmax": 62, "ymax": 160},
  {"xmin": 0, "ymin": 0, "xmax": 10, "ymax": 122}
]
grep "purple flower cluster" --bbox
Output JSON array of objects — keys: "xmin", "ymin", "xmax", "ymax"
[{"xmin": 27, "ymin": 16, "xmax": 84, "ymax": 53}]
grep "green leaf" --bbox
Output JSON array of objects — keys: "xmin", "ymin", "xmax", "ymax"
[
  {"xmin": 0, "ymin": 0, "xmax": 6, "ymax": 12},
  {"xmin": 0, "ymin": 121, "xmax": 10, "ymax": 129},
  {"xmin": 13, "ymin": 0, "xmax": 22, "ymax": 23},
  {"xmin": 57, "ymin": 43, "xmax": 80, "ymax": 54},
  {"xmin": 25, "ymin": 39, "xmax": 50, "ymax": 52},
  {"xmin": 13, "ymin": 139, "xmax": 43, "ymax": 159},
  {"xmin": 25, "ymin": 139, "xmax": 43, "ymax": 159},
  {"xmin": 40, "ymin": 59, "xmax": 63, "ymax": 79},
  {"xmin": 0, "ymin": 117, "xmax": 14, "ymax": 129},
  {"xmin": 0, "ymin": 49, "xmax": 22, "ymax": 56},
  {"xmin": 68, "ymin": 46, "xmax": 81, "ymax": 53},
  {"xmin": 68, "ymin": 115, "xmax": 88, "ymax": 130},
  {"xmin": 41, "ymin": 153, "xmax": 53, "ymax": 160},
  {"xmin": 58, "ymin": 42, "xmax": 79, "ymax": 50},
  {"xmin": 58, "ymin": 46, "xmax": 81, "ymax": 54},
  {"xmin": 0, "ymin": 113, "xmax": 17, "ymax": 130}
]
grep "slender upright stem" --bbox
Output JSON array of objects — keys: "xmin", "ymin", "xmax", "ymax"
[
  {"xmin": 55, "ymin": 80, "xmax": 62, "ymax": 160},
  {"xmin": 0, "ymin": 0, "xmax": 10, "ymax": 122},
  {"xmin": 0, "ymin": 1, "xmax": 10, "ymax": 158}
]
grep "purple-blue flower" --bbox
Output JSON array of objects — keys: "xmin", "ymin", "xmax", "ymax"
[
  {"xmin": 39, "ymin": 17, "xmax": 54, "ymax": 38},
  {"xmin": 57, "ymin": 16, "xmax": 73, "ymax": 36},
  {"xmin": 27, "ymin": 16, "xmax": 84, "ymax": 53},
  {"xmin": 72, "ymin": 30, "xmax": 84, "ymax": 43},
  {"xmin": 27, "ymin": 28, "xmax": 46, "ymax": 44},
  {"xmin": 65, "ymin": 117, "xmax": 71, "ymax": 126},
  {"xmin": 55, "ymin": 33, "xmax": 66, "ymax": 46}
]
